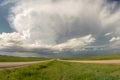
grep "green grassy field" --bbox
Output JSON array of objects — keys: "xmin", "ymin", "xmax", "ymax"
[
  {"xmin": 0, "ymin": 61, "xmax": 120, "ymax": 80},
  {"xmin": 0, "ymin": 55, "xmax": 50, "ymax": 62},
  {"xmin": 63, "ymin": 53, "xmax": 120, "ymax": 60}
]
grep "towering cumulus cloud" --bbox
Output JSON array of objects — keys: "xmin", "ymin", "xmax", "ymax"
[{"xmin": 0, "ymin": 0, "xmax": 120, "ymax": 57}]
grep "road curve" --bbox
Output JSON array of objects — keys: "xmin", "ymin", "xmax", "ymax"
[
  {"xmin": 0, "ymin": 59, "xmax": 53, "ymax": 69},
  {"xmin": 59, "ymin": 59, "xmax": 120, "ymax": 64}
]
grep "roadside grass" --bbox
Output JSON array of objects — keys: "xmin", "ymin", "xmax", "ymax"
[
  {"xmin": 63, "ymin": 53, "xmax": 120, "ymax": 60},
  {"xmin": 0, "ymin": 61, "xmax": 120, "ymax": 80},
  {"xmin": 0, "ymin": 56, "xmax": 50, "ymax": 62}
]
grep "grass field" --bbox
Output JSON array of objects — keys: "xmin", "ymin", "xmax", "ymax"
[
  {"xmin": 0, "ymin": 56, "xmax": 50, "ymax": 62},
  {"xmin": 0, "ymin": 61, "xmax": 120, "ymax": 80},
  {"xmin": 63, "ymin": 53, "xmax": 120, "ymax": 60}
]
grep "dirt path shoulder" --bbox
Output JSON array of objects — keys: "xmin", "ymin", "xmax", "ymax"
[{"xmin": 59, "ymin": 59, "xmax": 120, "ymax": 64}]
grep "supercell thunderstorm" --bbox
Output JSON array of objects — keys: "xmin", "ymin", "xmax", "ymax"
[{"xmin": 0, "ymin": 0, "xmax": 120, "ymax": 57}]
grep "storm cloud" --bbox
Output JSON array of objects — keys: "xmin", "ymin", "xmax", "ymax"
[{"xmin": 0, "ymin": 0, "xmax": 120, "ymax": 57}]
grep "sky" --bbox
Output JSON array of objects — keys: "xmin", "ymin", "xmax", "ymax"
[{"xmin": 0, "ymin": 0, "xmax": 120, "ymax": 58}]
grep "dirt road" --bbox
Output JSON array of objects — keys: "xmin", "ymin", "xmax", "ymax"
[
  {"xmin": 0, "ymin": 59, "xmax": 120, "ymax": 69},
  {"xmin": 0, "ymin": 59, "xmax": 53, "ymax": 69},
  {"xmin": 59, "ymin": 59, "xmax": 120, "ymax": 64}
]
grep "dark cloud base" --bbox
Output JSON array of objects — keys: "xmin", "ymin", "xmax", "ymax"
[{"xmin": 0, "ymin": 47, "xmax": 120, "ymax": 58}]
